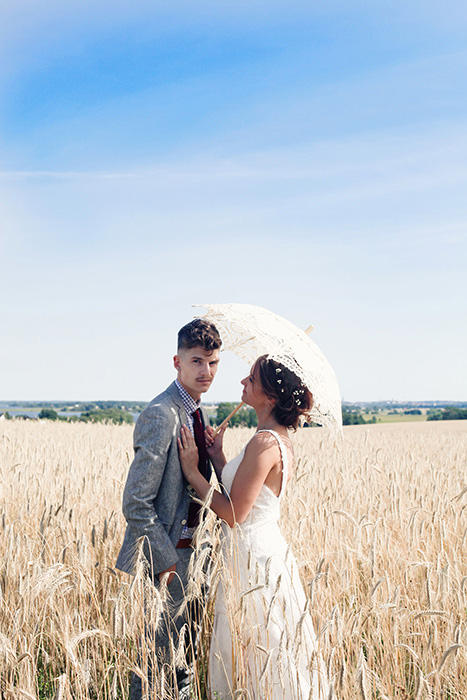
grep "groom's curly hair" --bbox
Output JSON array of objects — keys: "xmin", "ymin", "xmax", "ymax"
[
  {"xmin": 254, "ymin": 355, "xmax": 313, "ymax": 430},
  {"xmin": 177, "ymin": 318, "xmax": 222, "ymax": 352}
]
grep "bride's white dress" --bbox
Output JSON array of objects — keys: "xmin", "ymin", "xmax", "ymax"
[{"xmin": 209, "ymin": 430, "xmax": 329, "ymax": 700}]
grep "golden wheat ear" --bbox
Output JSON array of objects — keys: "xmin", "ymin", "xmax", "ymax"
[{"xmin": 2, "ymin": 419, "xmax": 465, "ymax": 698}]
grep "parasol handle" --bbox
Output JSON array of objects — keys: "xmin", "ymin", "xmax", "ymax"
[{"xmin": 212, "ymin": 402, "xmax": 244, "ymax": 436}]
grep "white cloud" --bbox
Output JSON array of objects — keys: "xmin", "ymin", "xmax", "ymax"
[{"xmin": 1, "ymin": 3, "xmax": 466, "ymax": 401}]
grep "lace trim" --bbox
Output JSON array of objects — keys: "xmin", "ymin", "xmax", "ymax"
[{"xmin": 200, "ymin": 303, "xmax": 342, "ymax": 433}]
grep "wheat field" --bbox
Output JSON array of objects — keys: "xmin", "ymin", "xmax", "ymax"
[{"xmin": 0, "ymin": 418, "xmax": 466, "ymax": 699}]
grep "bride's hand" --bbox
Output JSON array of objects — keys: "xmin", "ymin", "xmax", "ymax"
[
  {"xmin": 205, "ymin": 423, "xmax": 227, "ymax": 460},
  {"xmin": 177, "ymin": 426, "xmax": 199, "ymax": 480}
]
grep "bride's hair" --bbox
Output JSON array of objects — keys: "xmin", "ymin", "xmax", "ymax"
[{"xmin": 254, "ymin": 355, "xmax": 313, "ymax": 430}]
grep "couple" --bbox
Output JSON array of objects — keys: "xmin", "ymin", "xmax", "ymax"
[{"xmin": 116, "ymin": 318, "xmax": 329, "ymax": 699}]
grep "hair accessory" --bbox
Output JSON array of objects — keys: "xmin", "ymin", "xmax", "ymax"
[{"xmin": 292, "ymin": 388, "xmax": 304, "ymax": 405}]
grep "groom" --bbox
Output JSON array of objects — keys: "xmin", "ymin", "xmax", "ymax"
[{"xmin": 116, "ymin": 318, "xmax": 222, "ymax": 699}]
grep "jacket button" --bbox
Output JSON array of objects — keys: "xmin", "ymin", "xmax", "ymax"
[{"xmin": 181, "ymin": 519, "xmax": 187, "ymax": 525}]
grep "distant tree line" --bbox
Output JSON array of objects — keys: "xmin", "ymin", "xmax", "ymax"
[
  {"xmin": 427, "ymin": 407, "xmax": 467, "ymax": 421},
  {"xmin": 5, "ymin": 401, "xmax": 465, "ymax": 428},
  {"xmin": 342, "ymin": 409, "xmax": 365, "ymax": 425},
  {"xmin": 77, "ymin": 408, "xmax": 134, "ymax": 424},
  {"xmin": 40, "ymin": 407, "xmax": 134, "ymax": 424},
  {"xmin": 210, "ymin": 405, "xmax": 378, "ymax": 428},
  {"xmin": 2, "ymin": 407, "xmax": 135, "ymax": 425},
  {"xmin": 341, "ymin": 409, "xmax": 376, "ymax": 426},
  {"xmin": 2, "ymin": 400, "xmax": 145, "ymax": 412},
  {"xmin": 210, "ymin": 402, "xmax": 258, "ymax": 428}
]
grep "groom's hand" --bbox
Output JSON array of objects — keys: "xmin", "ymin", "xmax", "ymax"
[{"xmin": 159, "ymin": 563, "xmax": 176, "ymax": 585}]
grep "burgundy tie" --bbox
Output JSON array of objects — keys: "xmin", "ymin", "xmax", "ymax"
[
  {"xmin": 186, "ymin": 408, "xmax": 208, "ymax": 527},
  {"xmin": 192, "ymin": 408, "xmax": 208, "ymax": 477}
]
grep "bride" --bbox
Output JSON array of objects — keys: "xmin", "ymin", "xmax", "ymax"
[{"xmin": 178, "ymin": 354, "xmax": 329, "ymax": 700}]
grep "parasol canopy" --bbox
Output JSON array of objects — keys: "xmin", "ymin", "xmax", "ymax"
[{"xmin": 199, "ymin": 303, "xmax": 342, "ymax": 432}]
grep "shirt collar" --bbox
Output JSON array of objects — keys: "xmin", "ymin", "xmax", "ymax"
[{"xmin": 175, "ymin": 379, "xmax": 200, "ymax": 415}]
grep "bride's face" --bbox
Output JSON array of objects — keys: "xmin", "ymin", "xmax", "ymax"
[{"xmin": 241, "ymin": 363, "xmax": 267, "ymax": 409}]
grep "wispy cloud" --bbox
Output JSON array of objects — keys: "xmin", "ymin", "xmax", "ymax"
[{"xmin": 1, "ymin": 2, "xmax": 466, "ymax": 400}]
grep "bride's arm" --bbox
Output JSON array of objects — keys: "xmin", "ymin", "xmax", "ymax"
[{"xmin": 178, "ymin": 428, "xmax": 278, "ymax": 527}]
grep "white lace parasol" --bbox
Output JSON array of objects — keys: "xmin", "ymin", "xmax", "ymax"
[{"xmin": 199, "ymin": 303, "xmax": 342, "ymax": 432}]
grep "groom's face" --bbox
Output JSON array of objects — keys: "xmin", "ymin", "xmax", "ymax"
[{"xmin": 174, "ymin": 346, "xmax": 220, "ymax": 400}]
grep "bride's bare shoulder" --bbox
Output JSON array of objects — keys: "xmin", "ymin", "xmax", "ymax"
[{"xmin": 245, "ymin": 431, "xmax": 281, "ymax": 458}]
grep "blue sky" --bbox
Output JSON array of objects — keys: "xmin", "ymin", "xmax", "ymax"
[{"xmin": 1, "ymin": 1, "xmax": 466, "ymax": 402}]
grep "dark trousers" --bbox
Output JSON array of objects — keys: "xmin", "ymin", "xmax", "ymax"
[{"xmin": 129, "ymin": 547, "xmax": 206, "ymax": 699}]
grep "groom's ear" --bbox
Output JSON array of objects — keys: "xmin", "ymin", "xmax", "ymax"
[{"xmin": 173, "ymin": 354, "xmax": 181, "ymax": 371}]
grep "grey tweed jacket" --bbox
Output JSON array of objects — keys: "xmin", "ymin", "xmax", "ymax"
[{"xmin": 115, "ymin": 381, "xmax": 212, "ymax": 578}]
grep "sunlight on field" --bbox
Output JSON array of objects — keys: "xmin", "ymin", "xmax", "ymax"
[
  {"xmin": 1, "ymin": 419, "xmax": 466, "ymax": 698},
  {"xmin": 367, "ymin": 412, "xmax": 427, "ymax": 423}
]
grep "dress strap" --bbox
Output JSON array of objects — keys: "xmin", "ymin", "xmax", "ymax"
[{"xmin": 255, "ymin": 429, "xmax": 289, "ymax": 498}]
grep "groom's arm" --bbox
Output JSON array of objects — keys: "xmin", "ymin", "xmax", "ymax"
[{"xmin": 122, "ymin": 403, "xmax": 179, "ymax": 576}]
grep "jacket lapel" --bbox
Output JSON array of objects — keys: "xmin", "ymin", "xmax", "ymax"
[
  {"xmin": 167, "ymin": 381, "xmax": 189, "ymax": 426},
  {"xmin": 167, "ymin": 381, "xmax": 213, "ymax": 480}
]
